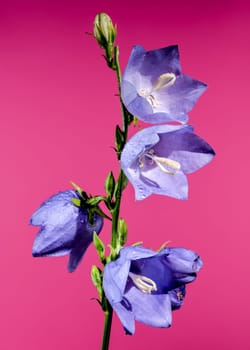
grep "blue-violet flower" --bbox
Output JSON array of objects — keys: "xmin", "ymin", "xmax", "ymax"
[
  {"xmin": 121, "ymin": 45, "xmax": 207, "ymax": 124},
  {"xmin": 120, "ymin": 124, "xmax": 215, "ymax": 200},
  {"xmin": 103, "ymin": 245, "xmax": 202, "ymax": 334},
  {"xmin": 30, "ymin": 190, "xmax": 104, "ymax": 272}
]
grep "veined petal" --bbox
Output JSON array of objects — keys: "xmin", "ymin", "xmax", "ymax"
[
  {"xmin": 121, "ymin": 44, "xmax": 206, "ymax": 123},
  {"xmin": 122, "ymin": 45, "xmax": 146, "ymax": 77},
  {"xmin": 140, "ymin": 166, "xmax": 188, "ymax": 200},
  {"xmin": 103, "ymin": 259, "xmax": 131, "ymax": 303},
  {"xmin": 153, "ymin": 74, "xmax": 207, "ymax": 116},
  {"xmin": 30, "ymin": 190, "xmax": 78, "ymax": 226},
  {"xmin": 32, "ymin": 218, "xmax": 77, "ymax": 257},
  {"xmin": 125, "ymin": 286, "xmax": 172, "ymax": 329},
  {"xmin": 112, "ymin": 301, "xmax": 135, "ymax": 335},
  {"xmin": 68, "ymin": 212, "xmax": 104, "ymax": 272},
  {"xmin": 121, "ymin": 125, "xmax": 214, "ymax": 201},
  {"xmin": 103, "ymin": 246, "xmax": 158, "ymax": 302},
  {"xmin": 103, "ymin": 245, "xmax": 203, "ymax": 334},
  {"xmin": 30, "ymin": 190, "xmax": 104, "ymax": 271},
  {"xmin": 164, "ymin": 247, "xmax": 203, "ymax": 274}
]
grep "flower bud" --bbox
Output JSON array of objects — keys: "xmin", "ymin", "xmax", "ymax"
[{"xmin": 93, "ymin": 13, "xmax": 116, "ymax": 50}]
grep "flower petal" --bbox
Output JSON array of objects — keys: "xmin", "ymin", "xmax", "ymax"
[
  {"xmin": 68, "ymin": 212, "xmax": 104, "ymax": 272},
  {"xmin": 153, "ymin": 74, "xmax": 207, "ymax": 117},
  {"xmin": 125, "ymin": 286, "xmax": 172, "ymax": 329},
  {"xmin": 103, "ymin": 246, "xmax": 158, "ymax": 302},
  {"xmin": 154, "ymin": 129, "xmax": 215, "ymax": 174},
  {"xmin": 30, "ymin": 190, "xmax": 104, "ymax": 271},
  {"xmin": 30, "ymin": 190, "xmax": 78, "ymax": 226},
  {"xmin": 112, "ymin": 301, "xmax": 135, "ymax": 335},
  {"xmin": 32, "ymin": 218, "xmax": 77, "ymax": 257},
  {"xmin": 121, "ymin": 44, "xmax": 206, "ymax": 123},
  {"xmin": 140, "ymin": 165, "xmax": 188, "ymax": 200},
  {"xmin": 163, "ymin": 247, "xmax": 203, "ymax": 284}
]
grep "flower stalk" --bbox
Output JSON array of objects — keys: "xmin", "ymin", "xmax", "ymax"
[
  {"xmin": 101, "ymin": 298, "xmax": 113, "ymax": 350},
  {"xmin": 100, "ymin": 41, "xmax": 130, "ymax": 349}
]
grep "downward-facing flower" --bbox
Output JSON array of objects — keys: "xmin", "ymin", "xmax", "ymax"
[
  {"xmin": 121, "ymin": 45, "xmax": 207, "ymax": 124},
  {"xmin": 103, "ymin": 245, "xmax": 202, "ymax": 334},
  {"xmin": 120, "ymin": 124, "xmax": 215, "ymax": 200},
  {"xmin": 30, "ymin": 190, "xmax": 104, "ymax": 272}
]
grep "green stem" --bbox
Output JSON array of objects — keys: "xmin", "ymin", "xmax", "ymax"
[
  {"xmin": 114, "ymin": 46, "xmax": 129, "ymax": 141},
  {"xmin": 101, "ymin": 297, "xmax": 113, "ymax": 350},
  {"xmin": 109, "ymin": 45, "xmax": 128, "ymax": 254},
  {"xmin": 111, "ymin": 169, "xmax": 124, "ymax": 254},
  {"xmin": 101, "ymin": 44, "xmax": 129, "ymax": 350}
]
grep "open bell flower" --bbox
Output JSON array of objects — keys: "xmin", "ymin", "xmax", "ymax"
[
  {"xmin": 30, "ymin": 190, "xmax": 104, "ymax": 272},
  {"xmin": 120, "ymin": 124, "xmax": 215, "ymax": 200},
  {"xmin": 121, "ymin": 45, "xmax": 207, "ymax": 124},
  {"xmin": 103, "ymin": 245, "xmax": 202, "ymax": 334}
]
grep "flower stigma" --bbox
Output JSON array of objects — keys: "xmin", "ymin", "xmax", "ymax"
[
  {"xmin": 129, "ymin": 272, "xmax": 157, "ymax": 294},
  {"xmin": 138, "ymin": 73, "xmax": 176, "ymax": 108},
  {"xmin": 139, "ymin": 149, "xmax": 181, "ymax": 175}
]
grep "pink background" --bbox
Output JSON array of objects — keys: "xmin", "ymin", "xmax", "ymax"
[{"xmin": 1, "ymin": 0, "xmax": 249, "ymax": 349}]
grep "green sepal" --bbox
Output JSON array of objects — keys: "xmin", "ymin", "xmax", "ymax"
[
  {"xmin": 132, "ymin": 241, "xmax": 143, "ymax": 247},
  {"xmin": 121, "ymin": 173, "xmax": 128, "ymax": 191},
  {"xmin": 93, "ymin": 231, "xmax": 105, "ymax": 261},
  {"xmin": 71, "ymin": 198, "xmax": 81, "ymax": 207},
  {"xmin": 91, "ymin": 265, "xmax": 103, "ymax": 300},
  {"xmin": 93, "ymin": 207, "xmax": 112, "ymax": 221},
  {"xmin": 105, "ymin": 171, "xmax": 115, "ymax": 199},
  {"xmin": 70, "ymin": 181, "xmax": 88, "ymax": 200},
  {"xmin": 115, "ymin": 125, "xmax": 125, "ymax": 153},
  {"xmin": 117, "ymin": 218, "xmax": 127, "ymax": 246},
  {"xmin": 86, "ymin": 196, "xmax": 105, "ymax": 206},
  {"xmin": 157, "ymin": 241, "xmax": 171, "ymax": 252}
]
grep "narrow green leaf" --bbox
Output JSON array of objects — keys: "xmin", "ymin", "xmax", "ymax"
[
  {"xmin": 87, "ymin": 196, "xmax": 104, "ymax": 206},
  {"xmin": 93, "ymin": 231, "xmax": 105, "ymax": 260},
  {"xmin": 115, "ymin": 125, "xmax": 125, "ymax": 152},
  {"xmin": 93, "ymin": 207, "xmax": 112, "ymax": 221},
  {"xmin": 105, "ymin": 171, "xmax": 115, "ymax": 199},
  {"xmin": 70, "ymin": 181, "xmax": 88, "ymax": 200},
  {"xmin": 91, "ymin": 265, "xmax": 103, "ymax": 299},
  {"xmin": 117, "ymin": 218, "xmax": 128, "ymax": 246}
]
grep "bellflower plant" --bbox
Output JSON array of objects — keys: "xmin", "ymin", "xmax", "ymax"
[
  {"xmin": 121, "ymin": 45, "xmax": 207, "ymax": 124},
  {"xmin": 103, "ymin": 245, "xmax": 202, "ymax": 335},
  {"xmin": 29, "ymin": 12, "xmax": 215, "ymax": 350},
  {"xmin": 30, "ymin": 190, "xmax": 104, "ymax": 272},
  {"xmin": 121, "ymin": 124, "xmax": 215, "ymax": 200}
]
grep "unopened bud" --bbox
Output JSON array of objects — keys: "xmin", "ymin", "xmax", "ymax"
[{"xmin": 93, "ymin": 13, "xmax": 116, "ymax": 50}]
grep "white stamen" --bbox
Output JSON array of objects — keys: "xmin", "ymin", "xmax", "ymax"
[
  {"xmin": 138, "ymin": 73, "xmax": 176, "ymax": 108},
  {"xmin": 153, "ymin": 73, "xmax": 176, "ymax": 91},
  {"xmin": 129, "ymin": 272, "xmax": 157, "ymax": 294},
  {"xmin": 145, "ymin": 152, "xmax": 181, "ymax": 175}
]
